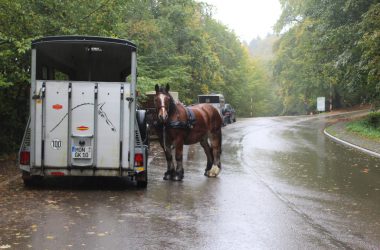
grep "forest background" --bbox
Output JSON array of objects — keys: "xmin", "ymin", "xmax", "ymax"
[{"xmin": 0, "ymin": 0, "xmax": 379, "ymax": 154}]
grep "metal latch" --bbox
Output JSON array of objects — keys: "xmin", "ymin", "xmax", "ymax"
[
  {"xmin": 126, "ymin": 97, "xmax": 134, "ymax": 102},
  {"xmin": 32, "ymin": 86, "xmax": 45, "ymax": 99}
]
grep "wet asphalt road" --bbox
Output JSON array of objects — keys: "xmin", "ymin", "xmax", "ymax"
[{"xmin": 1, "ymin": 113, "xmax": 380, "ymax": 249}]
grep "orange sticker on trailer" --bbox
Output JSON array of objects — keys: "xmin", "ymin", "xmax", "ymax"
[{"xmin": 76, "ymin": 126, "xmax": 89, "ymax": 131}]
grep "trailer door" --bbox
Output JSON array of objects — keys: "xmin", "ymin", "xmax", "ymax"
[
  {"xmin": 70, "ymin": 82, "xmax": 95, "ymax": 167},
  {"xmin": 95, "ymin": 83, "xmax": 121, "ymax": 168},
  {"xmin": 44, "ymin": 81, "xmax": 70, "ymax": 167}
]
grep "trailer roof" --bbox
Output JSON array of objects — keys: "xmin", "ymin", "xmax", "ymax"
[
  {"xmin": 32, "ymin": 36, "xmax": 136, "ymax": 50},
  {"xmin": 198, "ymin": 94, "xmax": 224, "ymax": 97},
  {"xmin": 32, "ymin": 36, "xmax": 137, "ymax": 82}
]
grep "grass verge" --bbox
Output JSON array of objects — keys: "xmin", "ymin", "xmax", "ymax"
[{"xmin": 346, "ymin": 112, "xmax": 380, "ymax": 140}]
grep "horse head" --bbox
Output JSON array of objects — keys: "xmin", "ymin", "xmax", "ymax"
[{"xmin": 154, "ymin": 84, "xmax": 173, "ymax": 124}]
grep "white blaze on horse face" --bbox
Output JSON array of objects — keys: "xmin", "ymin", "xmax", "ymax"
[{"xmin": 158, "ymin": 93, "xmax": 168, "ymax": 122}]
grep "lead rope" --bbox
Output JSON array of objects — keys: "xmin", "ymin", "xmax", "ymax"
[{"xmin": 163, "ymin": 125, "xmax": 167, "ymax": 154}]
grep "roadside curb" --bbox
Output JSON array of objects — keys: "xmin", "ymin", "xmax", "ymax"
[{"xmin": 323, "ymin": 128, "xmax": 380, "ymax": 159}]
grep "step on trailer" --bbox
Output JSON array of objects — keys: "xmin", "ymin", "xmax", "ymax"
[{"xmin": 18, "ymin": 36, "xmax": 149, "ymax": 188}]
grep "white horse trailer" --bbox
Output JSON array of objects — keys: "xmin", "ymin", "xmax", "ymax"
[
  {"xmin": 198, "ymin": 94, "xmax": 225, "ymax": 116},
  {"xmin": 18, "ymin": 36, "xmax": 149, "ymax": 187}
]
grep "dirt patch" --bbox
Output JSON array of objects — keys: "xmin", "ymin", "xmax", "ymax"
[{"xmin": 0, "ymin": 155, "xmax": 20, "ymax": 186}]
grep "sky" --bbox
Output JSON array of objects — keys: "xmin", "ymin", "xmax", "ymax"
[{"xmin": 199, "ymin": 0, "xmax": 282, "ymax": 43}]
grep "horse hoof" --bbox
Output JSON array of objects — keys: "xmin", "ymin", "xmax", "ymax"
[
  {"xmin": 206, "ymin": 165, "xmax": 220, "ymax": 178},
  {"xmin": 173, "ymin": 175, "xmax": 183, "ymax": 181},
  {"xmin": 163, "ymin": 173, "xmax": 171, "ymax": 180}
]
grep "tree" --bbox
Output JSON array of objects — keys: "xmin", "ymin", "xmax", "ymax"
[{"xmin": 273, "ymin": 0, "xmax": 380, "ymax": 114}]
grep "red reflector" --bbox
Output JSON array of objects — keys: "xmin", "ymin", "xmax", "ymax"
[
  {"xmin": 135, "ymin": 153, "xmax": 144, "ymax": 167},
  {"xmin": 20, "ymin": 151, "xmax": 30, "ymax": 165},
  {"xmin": 51, "ymin": 172, "xmax": 65, "ymax": 176},
  {"xmin": 52, "ymin": 104, "xmax": 63, "ymax": 110}
]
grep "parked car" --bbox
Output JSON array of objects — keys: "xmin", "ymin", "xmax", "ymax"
[{"xmin": 222, "ymin": 104, "xmax": 236, "ymax": 124}]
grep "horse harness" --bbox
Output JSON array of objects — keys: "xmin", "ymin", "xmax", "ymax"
[
  {"xmin": 168, "ymin": 107, "xmax": 196, "ymax": 129},
  {"xmin": 159, "ymin": 106, "xmax": 196, "ymax": 154}
]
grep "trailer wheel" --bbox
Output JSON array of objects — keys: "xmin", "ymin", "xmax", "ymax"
[
  {"xmin": 136, "ymin": 110, "xmax": 149, "ymax": 146},
  {"xmin": 136, "ymin": 171, "xmax": 148, "ymax": 188},
  {"xmin": 22, "ymin": 171, "xmax": 43, "ymax": 187}
]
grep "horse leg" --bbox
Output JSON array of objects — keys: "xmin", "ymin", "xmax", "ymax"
[
  {"xmin": 207, "ymin": 130, "xmax": 222, "ymax": 178},
  {"xmin": 200, "ymin": 137, "xmax": 214, "ymax": 176},
  {"xmin": 173, "ymin": 142, "xmax": 184, "ymax": 181},
  {"xmin": 163, "ymin": 147, "xmax": 176, "ymax": 180},
  {"xmin": 160, "ymin": 137, "xmax": 175, "ymax": 180}
]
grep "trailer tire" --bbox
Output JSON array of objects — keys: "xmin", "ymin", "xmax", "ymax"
[
  {"xmin": 22, "ymin": 171, "xmax": 43, "ymax": 187},
  {"xmin": 136, "ymin": 171, "xmax": 148, "ymax": 188}
]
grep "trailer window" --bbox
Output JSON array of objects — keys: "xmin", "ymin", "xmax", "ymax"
[
  {"xmin": 42, "ymin": 66, "xmax": 48, "ymax": 80},
  {"xmin": 199, "ymin": 96, "xmax": 220, "ymax": 103},
  {"xmin": 54, "ymin": 70, "xmax": 69, "ymax": 80}
]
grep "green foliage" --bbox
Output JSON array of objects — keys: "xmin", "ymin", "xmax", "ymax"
[
  {"xmin": 367, "ymin": 112, "xmax": 380, "ymax": 128},
  {"xmin": 346, "ymin": 112, "xmax": 380, "ymax": 140},
  {"xmin": 248, "ymin": 35, "xmax": 285, "ymax": 116},
  {"xmin": 0, "ymin": 0, "xmax": 124, "ymax": 154},
  {"xmin": 0, "ymin": 0, "xmax": 271, "ymax": 154},
  {"xmin": 274, "ymin": 0, "xmax": 380, "ymax": 115}
]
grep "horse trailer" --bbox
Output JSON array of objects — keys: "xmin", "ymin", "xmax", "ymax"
[
  {"xmin": 198, "ymin": 94, "xmax": 225, "ymax": 116},
  {"xmin": 18, "ymin": 36, "xmax": 149, "ymax": 187}
]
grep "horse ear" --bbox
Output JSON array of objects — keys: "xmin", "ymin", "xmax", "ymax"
[
  {"xmin": 166, "ymin": 84, "xmax": 170, "ymax": 93},
  {"xmin": 155, "ymin": 84, "xmax": 159, "ymax": 93}
]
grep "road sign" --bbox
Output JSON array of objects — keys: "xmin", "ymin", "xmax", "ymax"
[{"xmin": 317, "ymin": 97, "xmax": 325, "ymax": 112}]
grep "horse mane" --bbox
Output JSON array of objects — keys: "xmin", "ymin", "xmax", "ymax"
[{"xmin": 167, "ymin": 94, "xmax": 177, "ymax": 117}]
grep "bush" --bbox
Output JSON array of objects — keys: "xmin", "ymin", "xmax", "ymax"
[{"xmin": 367, "ymin": 112, "xmax": 380, "ymax": 128}]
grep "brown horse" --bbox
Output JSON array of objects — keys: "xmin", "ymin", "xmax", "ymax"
[{"xmin": 154, "ymin": 84, "xmax": 223, "ymax": 181}]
